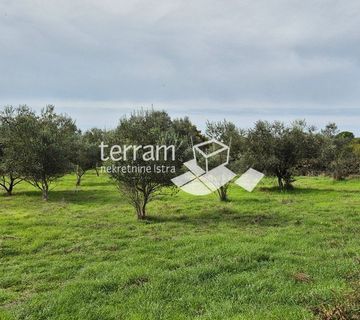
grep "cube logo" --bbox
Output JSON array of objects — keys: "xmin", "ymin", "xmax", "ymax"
[{"xmin": 171, "ymin": 139, "xmax": 265, "ymax": 195}]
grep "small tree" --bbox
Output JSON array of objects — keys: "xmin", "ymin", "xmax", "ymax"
[
  {"xmin": 0, "ymin": 106, "xmax": 34, "ymax": 195},
  {"xmin": 107, "ymin": 109, "xmax": 185, "ymax": 219},
  {"xmin": 245, "ymin": 120, "xmax": 315, "ymax": 190},
  {"xmin": 205, "ymin": 120, "xmax": 245, "ymax": 201},
  {"xmin": 0, "ymin": 140, "xmax": 23, "ymax": 195},
  {"xmin": 172, "ymin": 116, "xmax": 205, "ymax": 168},
  {"xmin": 320, "ymin": 126, "xmax": 360, "ymax": 180},
  {"xmin": 73, "ymin": 133, "xmax": 99, "ymax": 187},
  {"xmin": 82, "ymin": 128, "xmax": 107, "ymax": 176},
  {"xmin": 16, "ymin": 106, "xmax": 78, "ymax": 200}
]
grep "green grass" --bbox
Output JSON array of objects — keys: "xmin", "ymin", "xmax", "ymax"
[{"xmin": 0, "ymin": 173, "xmax": 359, "ymax": 319}]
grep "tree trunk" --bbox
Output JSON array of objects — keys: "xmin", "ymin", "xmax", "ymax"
[
  {"xmin": 5, "ymin": 181, "xmax": 14, "ymax": 196},
  {"xmin": 42, "ymin": 189, "xmax": 49, "ymax": 201},
  {"xmin": 277, "ymin": 176, "xmax": 284, "ymax": 190},
  {"xmin": 76, "ymin": 175, "xmax": 82, "ymax": 187},
  {"xmin": 1, "ymin": 176, "xmax": 15, "ymax": 196},
  {"xmin": 137, "ymin": 213, "xmax": 146, "ymax": 220},
  {"xmin": 217, "ymin": 186, "xmax": 228, "ymax": 201},
  {"xmin": 136, "ymin": 200, "xmax": 147, "ymax": 220},
  {"xmin": 42, "ymin": 179, "xmax": 49, "ymax": 201},
  {"xmin": 76, "ymin": 165, "xmax": 84, "ymax": 187},
  {"xmin": 137, "ymin": 208, "xmax": 146, "ymax": 220}
]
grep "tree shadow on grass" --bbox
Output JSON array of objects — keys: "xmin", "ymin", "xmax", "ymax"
[
  {"xmin": 260, "ymin": 186, "xmax": 360, "ymax": 195},
  {"xmin": 13, "ymin": 189, "xmax": 120, "ymax": 206},
  {"xmin": 145, "ymin": 207, "xmax": 289, "ymax": 228},
  {"xmin": 81, "ymin": 180, "xmax": 115, "ymax": 188}
]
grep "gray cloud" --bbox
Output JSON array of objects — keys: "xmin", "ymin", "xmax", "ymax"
[{"xmin": 1, "ymin": 0, "xmax": 360, "ymax": 133}]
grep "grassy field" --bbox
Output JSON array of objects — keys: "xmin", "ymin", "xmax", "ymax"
[{"xmin": 0, "ymin": 173, "xmax": 359, "ymax": 319}]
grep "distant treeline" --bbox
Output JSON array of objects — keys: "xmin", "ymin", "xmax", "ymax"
[{"xmin": 1, "ymin": 105, "xmax": 359, "ymax": 218}]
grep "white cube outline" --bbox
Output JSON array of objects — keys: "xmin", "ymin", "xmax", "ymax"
[{"xmin": 193, "ymin": 138, "xmax": 230, "ymax": 172}]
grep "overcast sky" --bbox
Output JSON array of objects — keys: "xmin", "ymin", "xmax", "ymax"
[{"xmin": 1, "ymin": 0, "xmax": 360, "ymax": 134}]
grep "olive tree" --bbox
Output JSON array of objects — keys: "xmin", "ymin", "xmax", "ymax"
[
  {"xmin": 106, "ymin": 109, "xmax": 186, "ymax": 219},
  {"xmin": 0, "ymin": 106, "xmax": 34, "ymax": 195},
  {"xmin": 17, "ymin": 106, "xmax": 78, "ymax": 200},
  {"xmin": 73, "ymin": 133, "xmax": 100, "ymax": 187},
  {"xmin": 319, "ymin": 125, "xmax": 360, "ymax": 180},
  {"xmin": 82, "ymin": 128, "xmax": 107, "ymax": 176},
  {"xmin": 205, "ymin": 120, "xmax": 246, "ymax": 201},
  {"xmin": 0, "ymin": 141, "xmax": 23, "ymax": 196},
  {"xmin": 244, "ymin": 120, "xmax": 316, "ymax": 190}
]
